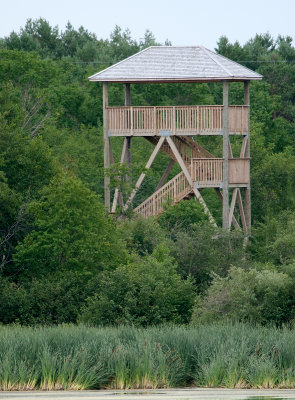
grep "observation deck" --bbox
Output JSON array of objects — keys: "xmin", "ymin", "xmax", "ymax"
[
  {"xmin": 107, "ymin": 105, "xmax": 249, "ymax": 137},
  {"xmin": 89, "ymin": 45, "xmax": 263, "ymax": 233}
]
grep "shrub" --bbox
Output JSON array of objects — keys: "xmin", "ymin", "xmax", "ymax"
[
  {"xmin": 79, "ymin": 252, "xmax": 195, "ymax": 326},
  {"xmin": 192, "ymin": 266, "xmax": 294, "ymax": 325}
]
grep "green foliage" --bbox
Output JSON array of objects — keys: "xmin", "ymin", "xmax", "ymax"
[
  {"xmin": 0, "ymin": 272, "xmax": 89, "ymax": 325},
  {"xmin": 251, "ymin": 152, "xmax": 295, "ymax": 222},
  {"xmin": 157, "ymin": 199, "xmax": 208, "ymax": 231},
  {"xmin": 3, "ymin": 323, "xmax": 295, "ymax": 389},
  {"xmin": 170, "ymin": 223, "xmax": 248, "ymax": 291},
  {"xmin": 14, "ymin": 174, "xmax": 127, "ymax": 278},
  {"xmin": 250, "ymin": 211, "xmax": 295, "ymax": 265},
  {"xmin": 119, "ymin": 216, "xmax": 168, "ymax": 256},
  {"xmin": 192, "ymin": 266, "xmax": 294, "ymax": 325},
  {"xmin": 2, "ymin": 19, "xmax": 295, "ymax": 330},
  {"xmin": 79, "ymin": 253, "xmax": 195, "ymax": 326}
]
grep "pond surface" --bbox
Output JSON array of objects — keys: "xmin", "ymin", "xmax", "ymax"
[{"xmin": 1, "ymin": 390, "xmax": 295, "ymax": 400}]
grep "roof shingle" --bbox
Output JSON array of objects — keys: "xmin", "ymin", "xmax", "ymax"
[{"xmin": 89, "ymin": 46, "xmax": 262, "ymax": 83}]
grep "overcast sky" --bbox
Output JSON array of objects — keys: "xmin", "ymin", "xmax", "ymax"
[{"xmin": 1, "ymin": 0, "xmax": 294, "ymax": 50}]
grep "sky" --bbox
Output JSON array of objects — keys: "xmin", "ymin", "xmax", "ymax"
[{"xmin": 1, "ymin": 0, "xmax": 295, "ymax": 50}]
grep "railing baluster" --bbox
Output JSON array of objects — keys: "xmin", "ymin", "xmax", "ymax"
[{"xmin": 108, "ymin": 105, "xmax": 245, "ymax": 136}]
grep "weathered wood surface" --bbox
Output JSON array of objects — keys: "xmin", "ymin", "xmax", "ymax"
[
  {"xmin": 107, "ymin": 105, "xmax": 249, "ymax": 136},
  {"xmin": 103, "ymin": 82, "xmax": 110, "ymax": 211},
  {"xmin": 134, "ymin": 156, "xmax": 250, "ymax": 218},
  {"xmin": 191, "ymin": 158, "xmax": 223, "ymax": 187},
  {"xmin": 146, "ymin": 135, "xmax": 214, "ymax": 163},
  {"xmin": 228, "ymin": 159, "xmax": 250, "ymax": 184},
  {"xmin": 244, "ymin": 81, "xmax": 251, "ymax": 234},
  {"xmin": 134, "ymin": 170, "xmax": 191, "ymax": 217},
  {"xmin": 89, "ymin": 46, "xmax": 263, "ymax": 84},
  {"xmin": 222, "ymin": 81, "xmax": 229, "ymax": 230}
]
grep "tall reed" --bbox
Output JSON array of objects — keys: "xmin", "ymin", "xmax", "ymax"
[{"xmin": 1, "ymin": 323, "xmax": 295, "ymax": 390}]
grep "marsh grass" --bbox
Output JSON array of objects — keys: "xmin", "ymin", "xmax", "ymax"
[{"xmin": 2, "ymin": 323, "xmax": 295, "ymax": 390}]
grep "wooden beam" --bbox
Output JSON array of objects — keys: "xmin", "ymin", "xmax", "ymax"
[
  {"xmin": 228, "ymin": 139, "xmax": 233, "ymax": 158},
  {"xmin": 244, "ymin": 80, "xmax": 251, "ymax": 233},
  {"xmin": 229, "ymin": 188, "xmax": 238, "ymax": 228},
  {"xmin": 111, "ymin": 138, "xmax": 128, "ymax": 213},
  {"xmin": 109, "ymin": 141, "xmax": 114, "ymax": 164},
  {"xmin": 103, "ymin": 82, "xmax": 110, "ymax": 211},
  {"xmin": 155, "ymin": 159, "xmax": 175, "ymax": 191},
  {"xmin": 237, "ymin": 189, "xmax": 247, "ymax": 234},
  {"xmin": 124, "ymin": 136, "xmax": 165, "ymax": 211},
  {"xmin": 222, "ymin": 81, "xmax": 230, "ymax": 229},
  {"xmin": 240, "ymin": 135, "xmax": 248, "ymax": 158},
  {"xmin": 184, "ymin": 136, "xmax": 214, "ymax": 158},
  {"xmin": 215, "ymin": 188, "xmax": 240, "ymax": 230},
  {"xmin": 125, "ymin": 83, "xmax": 132, "ymax": 187},
  {"xmin": 166, "ymin": 136, "xmax": 217, "ymax": 227}
]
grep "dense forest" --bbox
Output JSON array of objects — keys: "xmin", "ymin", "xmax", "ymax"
[{"xmin": 1, "ymin": 18, "xmax": 295, "ymax": 326}]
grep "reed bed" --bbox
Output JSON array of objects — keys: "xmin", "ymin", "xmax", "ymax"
[{"xmin": 1, "ymin": 322, "xmax": 295, "ymax": 390}]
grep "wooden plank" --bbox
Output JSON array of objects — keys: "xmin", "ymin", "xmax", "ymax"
[
  {"xmin": 229, "ymin": 188, "xmax": 238, "ymax": 228},
  {"xmin": 111, "ymin": 138, "xmax": 128, "ymax": 213},
  {"xmin": 244, "ymin": 81, "xmax": 251, "ymax": 233},
  {"xmin": 124, "ymin": 136, "xmax": 165, "ymax": 211},
  {"xmin": 215, "ymin": 188, "xmax": 240, "ymax": 230},
  {"xmin": 222, "ymin": 81, "xmax": 229, "ymax": 229},
  {"xmin": 237, "ymin": 188, "xmax": 247, "ymax": 234},
  {"xmin": 240, "ymin": 135, "xmax": 248, "ymax": 158},
  {"xmin": 103, "ymin": 82, "xmax": 110, "ymax": 211},
  {"xmin": 166, "ymin": 136, "xmax": 217, "ymax": 226},
  {"xmin": 229, "ymin": 159, "xmax": 250, "ymax": 184},
  {"xmin": 155, "ymin": 159, "xmax": 175, "ymax": 191},
  {"xmin": 228, "ymin": 139, "xmax": 233, "ymax": 158},
  {"xmin": 124, "ymin": 84, "xmax": 132, "ymax": 196}
]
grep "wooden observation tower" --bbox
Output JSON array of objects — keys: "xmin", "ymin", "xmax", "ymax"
[{"xmin": 89, "ymin": 46, "xmax": 262, "ymax": 234}]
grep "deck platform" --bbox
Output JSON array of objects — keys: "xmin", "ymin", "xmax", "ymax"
[{"xmin": 107, "ymin": 105, "xmax": 249, "ymax": 137}]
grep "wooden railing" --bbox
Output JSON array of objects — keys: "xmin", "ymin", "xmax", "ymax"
[
  {"xmin": 191, "ymin": 158, "xmax": 223, "ymax": 187},
  {"xmin": 134, "ymin": 171, "xmax": 191, "ymax": 217},
  {"xmin": 135, "ymin": 158, "xmax": 223, "ymax": 217},
  {"xmin": 107, "ymin": 105, "xmax": 248, "ymax": 136}
]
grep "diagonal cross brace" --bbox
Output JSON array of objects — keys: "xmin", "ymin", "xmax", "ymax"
[
  {"xmin": 124, "ymin": 136, "xmax": 165, "ymax": 212},
  {"xmin": 166, "ymin": 136, "xmax": 217, "ymax": 227}
]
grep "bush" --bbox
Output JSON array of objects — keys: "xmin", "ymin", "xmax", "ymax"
[
  {"xmin": 14, "ymin": 174, "xmax": 127, "ymax": 278},
  {"xmin": 192, "ymin": 266, "xmax": 294, "ymax": 325},
  {"xmin": 157, "ymin": 199, "xmax": 208, "ymax": 231},
  {"xmin": 170, "ymin": 223, "xmax": 248, "ymax": 291},
  {"xmin": 0, "ymin": 272, "xmax": 90, "ymax": 325},
  {"xmin": 119, "ymin": 216, "xmax": 168, "ymax": 256},
  {"xmin": 79, "ymin": 251, "xmax": 195, "ymax": 326}
]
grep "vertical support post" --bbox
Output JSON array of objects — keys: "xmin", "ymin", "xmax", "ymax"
[
  {"xmin": 125, "ymin": 83, "xmax": 132, "ymax": 192},
  {"xmin": 222, "ymin": 81, "xmax": 229, "ymax": 230},
  {"xmin": 103, "ymin": 82, "xmax": 110, "ymax": 211},
  {"xmin": 244, "ymin": 80, "xmax": 251, "ymax": 234}
]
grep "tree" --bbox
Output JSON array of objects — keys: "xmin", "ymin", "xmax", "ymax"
[
  {"xmin": 192, "ymin": 266, "xmax": 294, "ymax": 325},
  {"xmin": 14, "ymin": 174, "xmax": 127, "ymax": 278},
  {"xmin": 79, "ymin": 250, "xmax": 195, "ymax": 326}
]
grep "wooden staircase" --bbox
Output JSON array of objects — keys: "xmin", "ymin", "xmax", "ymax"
[
  {"xmin": 145, "ymin": 135, "xmax": 214, "ymax": 162},
  {"xmin": 134, "ymin": 170, "xmax": 193, "ymax": 217},
  {"xmin": 133, "ymin": 136, "xmax": 216, "ymax": 218}
]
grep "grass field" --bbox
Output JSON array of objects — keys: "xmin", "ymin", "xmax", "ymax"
[{"xmin": 1, "ymin": 322, "xmax": 295, "ymax": 390}]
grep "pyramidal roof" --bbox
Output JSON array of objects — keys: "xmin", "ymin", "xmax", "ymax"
[{"xmin": 89, "ymin": 46, "xmax": 262, "ymax": 83}]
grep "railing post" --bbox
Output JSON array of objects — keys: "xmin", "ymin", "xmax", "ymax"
[
  {"xmin": 130, "ymin": 106, "xmax": 133, "ymax": 136},
  {"xmin": 154, "ymin": 107, "xmax": 156, "ymax": 135},
  {"xmin": 103, "ymin": 82, "xmax": 110, "ymax": 211},
  {"xmin": 173, "ymin": 106, "xmax": 176, "ymax": 135},
  {"xmin": 244, "ymin": 80, "xmax": 251, "ymax": 234},
  {"xmin": 222, "ymin": 81, "xmax": 230, "ymax": 230}
]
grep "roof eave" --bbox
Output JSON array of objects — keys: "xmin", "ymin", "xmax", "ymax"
[{"xmin": 88, "ymin": 76, "xmax": 263, "ymax": 84}]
